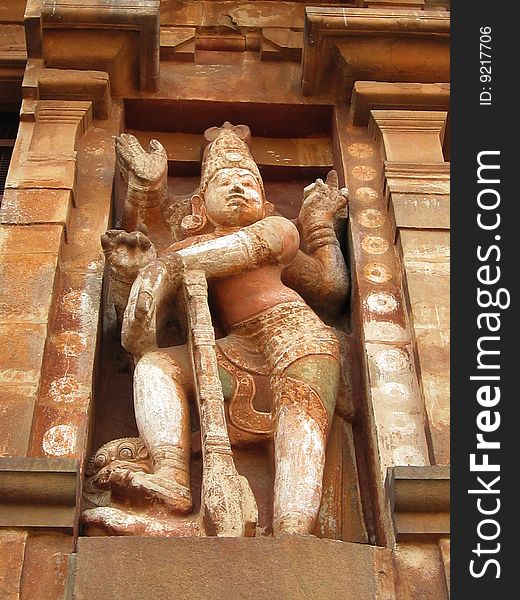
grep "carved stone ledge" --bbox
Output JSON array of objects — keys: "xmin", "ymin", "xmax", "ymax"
[
  {"xmin": 22, "ymin": 59, "xmax": 111, "ymax": 120},
  {"xmin": 24, "ymin": 0, "xmax": 160, "ymax": 93},
  {"xmin": 370, "ymin": 110, "xmax": 447, "ymax": 135},
  {"xmin": 3, "ymin": 99, "xmax": 93, "ymax": 234},
  {"xmin": 261, "ymin": 28, "xmax": 303, "ymax": 61},
  {"xmin": 387, "ymin": 465, "xmax": 449, "ymax": 541},
  {"xmin": 0, "ymin": 24, "xmax": 26, "ymax": 67},
  {"xmin": 301, "ymin": 7, "xmax": 450, "ymax": 95},
  {"xmin": 0, "ymin": 457, "xmax": 79, "ymax": 530},
  {"xmin": 72, "ymin": 537, "xmax": 396, "ymax": 599},
  {"xmin": 0, "ymin": 23, "xmax": 27, "ymax": 103},
  {"xmin": 384, "ymin": 161, "xmax": 450, "ymax": 195},
  {"xmin": 369, "ymin": 110, "xmax": 447, "ymax": 163},
  {"xmin": 383, "ymin": 161, "xmax": 450, "ymax": 233},
  {"xmin": 160, "ymin": 27, "xmax": 196, "ymax": 62},
  {"xmin": 351, "ymin": 82, "xmax": 450, "ymax": 126}
]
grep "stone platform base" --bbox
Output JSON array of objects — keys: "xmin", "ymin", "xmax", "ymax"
[{"xmin": 71, "ymin": 536, "xmax": 395, "ymax": 600}]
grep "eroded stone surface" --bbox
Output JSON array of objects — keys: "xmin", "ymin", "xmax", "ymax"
[
  {"xmin": 0, "ymin": 530, "xmax": 27, "ymax": 600},
  {"xmin": 73, "ymin": 537, "xmax": 393, "ymax": 600}
]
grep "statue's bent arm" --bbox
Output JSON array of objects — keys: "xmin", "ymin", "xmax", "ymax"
[
  {"xmin": 121, "ymin": 217, "xmax": 300, "ymax": 355},
  {"xmin": 165, "ymin": 216, "xmax": 300, "ymax": 278},
  {"xmin": 282, "ymin": 170, "xmax": 350, "ymax": 316},
  {"xmin": 282, "ymin": 245, "xmax": 349, "ymax": 316}
]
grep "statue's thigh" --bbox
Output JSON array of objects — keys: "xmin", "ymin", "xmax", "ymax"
[
  {"xmin": 273, "ymin": 355, "xmax": 340, "ymax": 429},
  {"xmin": 156, "ymin": 346, "xmax": 238, "ymax": 404}
]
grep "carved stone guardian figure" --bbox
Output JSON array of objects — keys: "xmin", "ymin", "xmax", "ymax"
[{"xmin": 83, "ymin": 123, "xmax": 349, "ymax": 538}]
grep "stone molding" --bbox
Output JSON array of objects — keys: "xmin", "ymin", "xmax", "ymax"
[
  {"xmin": 387, "ymin": 465, "xmax": 449, "ymax": 540},
  {"xmin": 301, "ymin": 7, "xmax": 450, "ymax": 95},
  {"xmin": 369, "ymin": 110, "xmax": 448, "ymax": 233},
  {"xmin": 72, "ymin": 537, "xmax": 397, "ymax": 599},
  {"xmin": 383, "ymin": 162, "xmax": 450, "ymax": 230},
  {"xmin": 369, "ymin": 109, "xmax": 447, "ymax": 163},
  {"xmin": 22, "ymin": 58, "xmax": 111, "ymax": 120},
  {"xmin": 2, "ymin": 99, "xmax": 92, "ymax": 227},
  {"xmin": 0, "ymin": 24, "xmax": 26, "ymax": 67},
  {"xmin": 351, "ymin": 81, "xmax": 450, "ymax": 126},
  {"xmin": 0, "ymin": 457, "xmax": 79, "ymax": 529},
  {"xmin": 384, "ymin": 161, "xmax": 450, "ymax": 195},
  {"xmin": 24, "ymin": 0, "xmax": 160, "ymax": 93},
  {"xmin": 370, "ymin": 110, "xmax": 447, "ymax": 136},
  {"xmin": 0, "ymin": 23, "xmax": 27, "ymax": 103}
]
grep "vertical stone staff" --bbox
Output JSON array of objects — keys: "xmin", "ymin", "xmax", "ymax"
[{"xmin": 182, "ymin": 269, "xmax": 257, "ymax": 536}]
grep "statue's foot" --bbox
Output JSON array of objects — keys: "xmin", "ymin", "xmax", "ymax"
[
  {"xmin": 82, "ymin": 507, "xmax": 202, "ymax": 537},
  {"xmin": 108, "ymin": 469, "xmax": 192, "ymax": 514}
]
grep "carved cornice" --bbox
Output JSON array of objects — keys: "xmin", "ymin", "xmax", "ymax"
[
  {"xmin": 369, "ymin": 109, "xmax": 447, "ymax": 163},
  {"xmin": 387, "ymin": 465, "xmax": 449, "ymax": 541},
  {"xmin": 351, "ymin": 82, "xmax": 450, "ymax": 126},
  {"xmin": 301, "ymin": 7, "xmax": 450, "ymax": 95},
  {"xmin": 384, "ymin": 161, "xmax": 450, "ymax": 195},
  {"xmin": 370, "ymin": 109, "xmax": 447, "ymax": 135},
  {"xmin": 23, "ymin": 59, "xmax": 111, "ymax": 119},
  {"xmin": 0, "ymin": 457, "xmax": 79, "ymax": 529},
  {"xmin": 24, "ymin": 0, "xmax": 160, "ymax": 93}
]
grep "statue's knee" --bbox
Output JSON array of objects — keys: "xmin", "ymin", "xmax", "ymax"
[
  {"xmin": 134, "ymin": 350, "xmax": 187, "ymax": 387},
  {"xmin": 273, "ymin": 375, "xmax": 330, "ymax": 437},
  {"xmin": 135, "ymin": 351, "xmax": 162, "ymax": 376}
]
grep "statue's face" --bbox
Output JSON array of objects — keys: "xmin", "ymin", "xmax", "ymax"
[{"xmin": 204, "ymin": 168, "xmax": 265, "ymax": 227}]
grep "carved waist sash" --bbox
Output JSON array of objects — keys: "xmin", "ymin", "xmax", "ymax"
[{"xmin": 216, "ymin": 302, "xmax": 340, "ymax": 441}]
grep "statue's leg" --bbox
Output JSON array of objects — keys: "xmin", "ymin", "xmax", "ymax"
[
  {"xmin": 109, "ymin": 347, "xmax": 195, "ymax": 513},
  {"xmin": 271, "ymin": 355, "xmax": 339, "ymax": 536}
]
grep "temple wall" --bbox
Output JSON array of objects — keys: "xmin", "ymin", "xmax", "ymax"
[{"xmin": 0, "ymin": 1, "xmax": 450, "ymax": 598}]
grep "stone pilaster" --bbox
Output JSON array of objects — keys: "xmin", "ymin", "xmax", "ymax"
[{"xmin": 370, "ymin": 109, "xmax": 450, "ymax": 466}]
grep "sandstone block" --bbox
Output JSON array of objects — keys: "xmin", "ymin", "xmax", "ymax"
[
  {"xmin": 73, "ymin": 537, "xmax": 394, "ymax": 600},
  {"xmin": 0, "ymin": 530, "xmax": 27, "ymax": 600},
  {"xmin": 0, "ymin": 323, "xmax": 47, "ymax": 385},
  {"xmin": 0, "ymin": 384, "xmax": 37, "ymax": 456}
]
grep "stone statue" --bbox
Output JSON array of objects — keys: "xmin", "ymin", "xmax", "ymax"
[{"xmin": 83, "ymin": 123, "xmax": 349, "ymax": 538}]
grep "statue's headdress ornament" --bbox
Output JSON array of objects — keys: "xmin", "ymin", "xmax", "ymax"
[{"xmin": 199, "ymin": 122, "xmax": 264, "ymax": 195}]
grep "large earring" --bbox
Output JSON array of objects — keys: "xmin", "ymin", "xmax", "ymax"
[
  {"xmin": 181, "ymin": 193, "xmax": 208, "ymax": 236},
  {"xmin": 263, "ymin": 201, "xmax": 276, "ymax": 217}
]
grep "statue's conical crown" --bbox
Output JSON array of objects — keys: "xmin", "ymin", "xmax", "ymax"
[{"xmin": 200, "ymin": 124, "xmax": 263, "ymax": 195}]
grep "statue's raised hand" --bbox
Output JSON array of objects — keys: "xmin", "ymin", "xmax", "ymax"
[
  {"xmin": 116, "ymin": 133, "xmax": 168, "ymax": 187},
  {"xmin": 101, "ymin": 225, "xmax": 157, "ymax": 323},
  {"xmin": 101, "ymin": 224, "xmax": 156, "ymax": 284},
  {"xmin": 299, "ymin": 170, "xmax": 349, "ymax": 229}
]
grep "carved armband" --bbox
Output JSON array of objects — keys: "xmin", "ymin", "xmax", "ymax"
[
  {"xmin": 126, "ymin": 179, "xmax": 167, "ymax": 209},
  {"xmin": 173, "ymin": 217, "xmax": 299, "ymax": 279},
  {"xmin": 235, "ymin": 229, "xmax": 275, "ymax": 266},
  {"xmin": 303, "ymin": 220, "xmax": 340, "ymax": 254}
]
